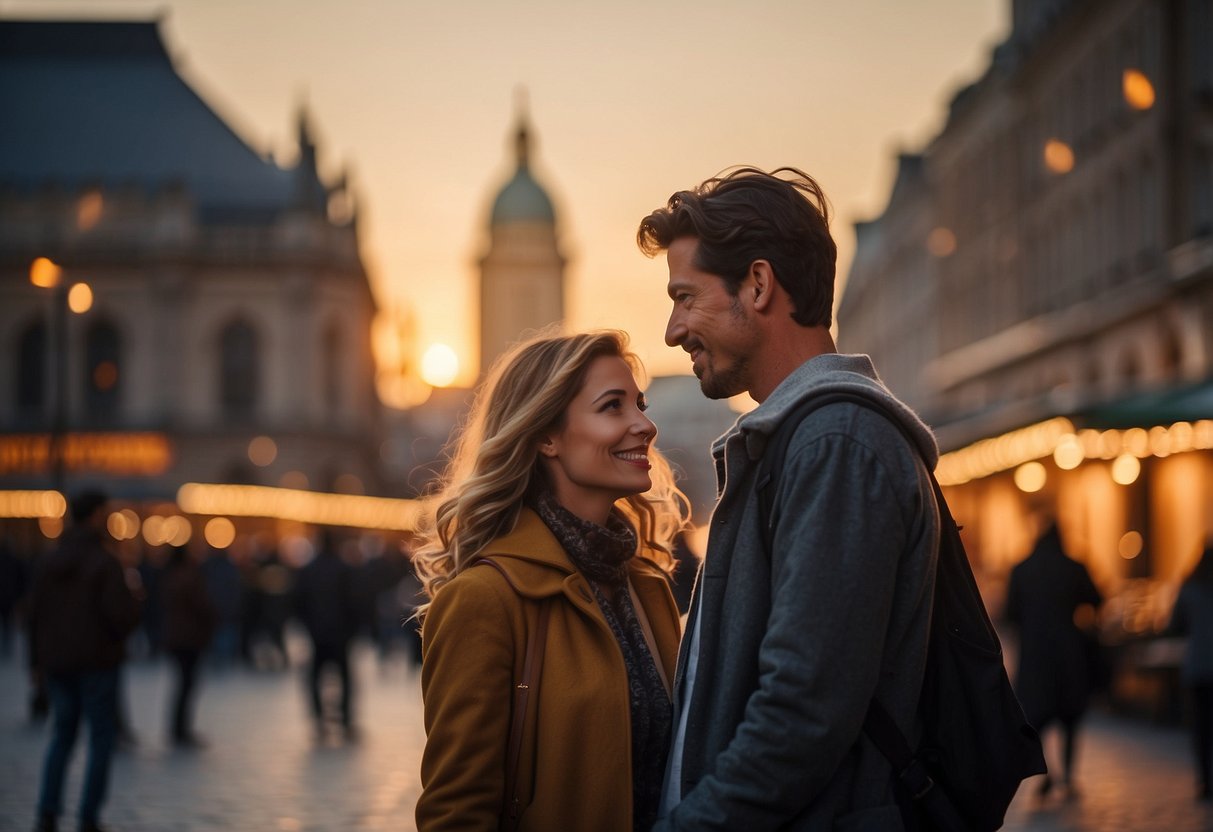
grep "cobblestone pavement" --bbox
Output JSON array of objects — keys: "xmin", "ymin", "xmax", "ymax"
[{"xmin": 2, "ymin": 640, "xmax": 1211, "ymax": 832}]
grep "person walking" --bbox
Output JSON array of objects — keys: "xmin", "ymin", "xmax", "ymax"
[
  {"xmin": 28, "ymin": 490, "xmax": 141, "ymax": 832},
  {"xmin": 1168, "ymin": 542, "xmax": 1213, "ymax": 801},
  {"xmin": 1005, "ymin": 521, "xmax": 1103, "ymax": 798},
  {"xmin": 294, "ymin": 530, "xmax": 359, "ymax": 740},
  {"xmin": 414, "ymin": 330, "xmax": 690, "ymax": 831},
  {"xmin": 161, "ymin": 544, "xmax": 216, "ymax": 748},
  {"xmin": 635, "ymin": 167, "xmax": 941, "ymax": 829}
]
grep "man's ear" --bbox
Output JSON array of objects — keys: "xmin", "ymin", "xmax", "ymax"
[{"xmin": 749, "ymin": 260, "xmax": 777, "ymax": 312}]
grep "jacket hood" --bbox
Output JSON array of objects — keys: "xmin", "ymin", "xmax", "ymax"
[{"xmin": 731, "ymin": 352, "xmax": 939, "ymax": 469}]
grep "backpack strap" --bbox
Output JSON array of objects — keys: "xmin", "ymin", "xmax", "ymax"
[
  {"xmin": 753, "ymin": 391, "xmax": 963, "ymax": 822},
  {"xmin": 476, "ymin": 557, "xmax": 552, "ymax": 832}
]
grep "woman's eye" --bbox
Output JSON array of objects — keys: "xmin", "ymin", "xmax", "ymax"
[
  {"xmin": 600, "ymin": 399, "xmax": 622, "ymax": 411},
  {"xmin": 637, "ymin": 398, "xmax": 649, "ymax": 412}
]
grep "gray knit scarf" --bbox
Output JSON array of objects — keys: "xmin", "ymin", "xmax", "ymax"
[{"xmin": 531, "ymin": 492, "xmax": 672, "ymax": 831}]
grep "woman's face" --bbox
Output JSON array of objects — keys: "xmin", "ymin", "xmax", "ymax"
[{"xmin": 539, "ymin": 355, "xmax": 657, "ymax": 525}]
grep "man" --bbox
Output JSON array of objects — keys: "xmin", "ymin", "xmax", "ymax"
[
  {"xmin": 29, "ymin": 490, "xmax": 141, "ymax": 832},
  {"xmin": 637, "ymin": 167, "xmax": 940, "ymax": 829}
]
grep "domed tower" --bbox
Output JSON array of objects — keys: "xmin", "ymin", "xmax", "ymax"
[{"xmin": 478, "ymin": 104, "xmax": 566, "ymax": 378}]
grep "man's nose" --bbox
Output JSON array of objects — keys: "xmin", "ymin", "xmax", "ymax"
[{"xmin": 665, "ymin": 309, "xmax": 686, "ymax": 348}]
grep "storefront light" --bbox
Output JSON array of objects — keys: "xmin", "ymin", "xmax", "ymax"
[
  {"xmin": 1111, "ymin": 453, "xmax": 1141, "ymax": 485},
  {"xmin": 1053, "ymin": 435, "xmax": 1084, "ymax": 470},
  {"xmin": 1118, "ymin": 530, "xmax": 1144, "ymax": 559},
  {"xmin": 1014, "ymin": 462, "xmax": 1047, "ymax": 493}
]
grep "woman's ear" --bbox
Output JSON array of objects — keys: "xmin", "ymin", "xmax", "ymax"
[{"xmin": 537, "ymin": 436, "xmax": 559, "ymax": 458}]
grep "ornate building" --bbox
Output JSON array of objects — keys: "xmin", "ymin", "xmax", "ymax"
[
  {"xmin": 0, "ymin": 21, "xmax": 381, "ymax": 516},
  {"xmin": 478, "ymin": 108, "xmax": 566, "ymax": 377},
  {"xmin": 839, "ymin": 0, "xmax": 1213, "ymax": 634}
]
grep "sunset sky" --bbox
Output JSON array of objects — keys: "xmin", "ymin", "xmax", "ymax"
[{"xmin": 3, "ymin": 0, "xmax": 1007, "ymax": 387}]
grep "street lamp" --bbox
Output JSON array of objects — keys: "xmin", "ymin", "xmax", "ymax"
[{"xmin": 29, "ymin": 257, "xmax": 92, "ymax": 494}]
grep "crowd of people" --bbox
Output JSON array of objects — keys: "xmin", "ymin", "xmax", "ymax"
[{"xmin": 3, "ymin": 497, "xmax": 425, "ymax": 832}]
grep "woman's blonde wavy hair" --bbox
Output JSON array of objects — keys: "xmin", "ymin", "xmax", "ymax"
[{"xmin": 413, "ymin": 329, "xmax": 690, "ymax": 616}]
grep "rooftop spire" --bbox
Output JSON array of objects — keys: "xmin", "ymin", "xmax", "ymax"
[{"xmin": 513, "ymin": 86, "xmax": 531, "ymax": 170}]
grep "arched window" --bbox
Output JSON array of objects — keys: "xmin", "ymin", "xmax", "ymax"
[
  {"xmin": 322, "ymin": 322, "xmax": 343, "ymax": 420},
  {"xmin": 220, "ymin": 320, "xmax": 258, "ymax": 420},
  {"xmin": 84, "ymin": 319, "xmax": 121, "ymax": 423},
  {"xmin": 16, "ymin": 319, "xmax": 47, "ymax": 416}
]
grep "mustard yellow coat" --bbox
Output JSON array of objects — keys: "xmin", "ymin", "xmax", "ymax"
[{"xmin": 416, "ymin": 508, "xmax": 682, "ymax": 832}]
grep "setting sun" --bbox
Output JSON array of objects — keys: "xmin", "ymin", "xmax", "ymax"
[{"xmin": 421, "ymin": 343, "xmax": 460, "ymax": 388}]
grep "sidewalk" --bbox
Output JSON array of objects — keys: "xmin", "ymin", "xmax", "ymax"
[{"xmin": 1, "ymin": 643, "xmax": 1211, "ymax": 831}]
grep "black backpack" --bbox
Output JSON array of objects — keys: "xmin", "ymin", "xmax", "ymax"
[{"xmin": 755, "ymin": 391, "xmax": 1047, "ymax": 832}]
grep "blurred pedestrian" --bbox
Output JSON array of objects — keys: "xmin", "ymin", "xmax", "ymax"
[
  {"xmin": 162, "ymin": 545, "xmax": 217, "ymax": 747},
  {"xmin": 1167, "ymin": 541, "xmax": 1213, "ymax": 801},
  {"xmin": 0, "ymin": 534, "xmax": 28, "ymax": 658},
  {"xmin": 1006, "ymin": 520, "xmax": 1103, "ymax": 799},
  {"xmin": 28, "ymin": 490, "xmax": 141, "ymax": 832},
  {"xmin": 294, "ymin": 530, "xmax": 359, "ymax": 740},
  {"xmin": 200, "ymin": 546, "xmax": 242, "ymax": 668}
]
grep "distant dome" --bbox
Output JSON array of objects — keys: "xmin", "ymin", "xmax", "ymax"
[
  {"xmin": 489, "ymin": 113, "xmax": 554, "ymax": 226},
  {"xmin": 491, "ymin": 168, "xmax": 554, "ymax": 224}
]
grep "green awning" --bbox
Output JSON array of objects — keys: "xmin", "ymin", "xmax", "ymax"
[{"xmin": 1077, "ymin": 378, "xmax": 1213, "ymax": 429}]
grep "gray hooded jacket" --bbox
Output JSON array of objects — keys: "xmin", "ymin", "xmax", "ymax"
[{"xmin": 658, "ymin": 353, "xmax": 940, "ymax": 831}]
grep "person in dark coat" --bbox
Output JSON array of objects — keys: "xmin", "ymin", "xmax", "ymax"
[
  {"xmin": 28, "ymin": 490, "xmax": 141, "ymax": 832},
  {"xmin": 199, "ymin": 546, "xmax": 241, "ymax": 668},
  {"xmin": 1005, "ymin": 521, "xmax": 1103, "ymax": 798},
  {"xmin": 1167, "ymin": 542, "xmax": 1213, "ymax": 800},
  {"xmin": 294, "ymin": 530, "xmax": 359, "ymax": 739},
  {"xmin": 161, "ymin": 545, "xmax": 217, "ymax": 747}
]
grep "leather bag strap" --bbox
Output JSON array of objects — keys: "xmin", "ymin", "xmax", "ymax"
[{"xmin": 477, "ymin": 557, "xmax": 551, "ymax": 832}]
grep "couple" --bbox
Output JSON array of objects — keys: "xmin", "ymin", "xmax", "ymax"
[{"xmin": 415, "ymin": 166, "xmax": 940, "ymax": 831}]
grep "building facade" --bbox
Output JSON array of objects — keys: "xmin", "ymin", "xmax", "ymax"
[
  {"xmin": 0, "ymin": 21, "xmax": 381, "ymax": 515},
  {"xmin": 839, "ymin": 0, "xmax": 1213, "ymax": 638}
]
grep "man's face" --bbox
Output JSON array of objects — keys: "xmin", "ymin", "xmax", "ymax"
[{"xmin": 664, "ymin": 237, "xmax": 759, "ymax": 400}]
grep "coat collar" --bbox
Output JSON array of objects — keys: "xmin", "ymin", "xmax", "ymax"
[{"xmin": 475, "ymin": 507, "xmax": 669, "ymax": 600}]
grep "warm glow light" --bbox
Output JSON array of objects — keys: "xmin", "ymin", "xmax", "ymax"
[
  {"xmin": 421, "ymin": 343, "xmax": 460, "ymax": 388},
  {"xmin": 107, "ymin": 511, "xmax": 138, "ymax": 541},
  {"xmin": 1148, "ymin": 425, "xmax": 1171, "ymax": 457},
  {"xmin": 204, "ymin": 517, "xmax": 237, "ymax": 549},
  {"xmin": 0, "ymin": 490, "xmax": 66, "ymax": 518},
  {"xmin": 39, "ymin": 516, "xmax": 63, "ymax": 539},
  {"xmin": 1123, "ymin": 427, "xmax": 1149, "ymax": 457},
  {"xmin": 77, "ymin": 190, "xmax": 104, "ymax": 231},
  {"xmin": 142, "ymin": 515, "xmax": 166, "ymax": 546},
  {"xmin": 1123, "ymin": 69, "xmax": 1156, "ymax": 110},
  {"xmin": 163, "ymin": 515, "xmax": 192, "ymax": 547},
  {"xmin": 1053, "ymin": 435, "xmax": 1084, "ymax": 470},
  {"xmin": 926, "ymin": 227, "xmax": 957, "ymax": 258},
  {"xmin": 248, "ymin": 436, "xmax": 278, "ymax": 467},
  {"xmin": 936, "ymin": 417, "xmax": 1074, "ymax": 486},
  {"xmin": 177, "ymin": 482, "xmax": 424, "ymax": 531},
  {"xmin": 0, "ymin": 433, "xmax": 172, "ymax": 476},
  {"xmin": 1014, "ymin": 462, "xmax": 1047, "ymax": 493},
  {"xmin": 1118, "ymin": 530, "xmax": 1144, "ymax": 559},
  {"xmin": 1043, "ymin": 139, "xmax": 1075, "ymax": 174},
  {"xmin": 29, "ymin": 257, "xmax": 62, "ymax": 288},
  {"xmin": 67, "ymin": 282, "xmax": 93, "ymax": 314},
  {"xmin": 1111, "ymin": 453, "xmax": 1141, "ymax": 485}
]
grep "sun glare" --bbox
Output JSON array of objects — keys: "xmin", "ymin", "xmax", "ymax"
[{"xmin": 421, "ymin": 343, "xmax": 460, "ymax": 388}]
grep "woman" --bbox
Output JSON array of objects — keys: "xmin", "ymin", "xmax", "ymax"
[{"xmin": 414, "ymin": 330, "xmax": 690, "ymax": 832}]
